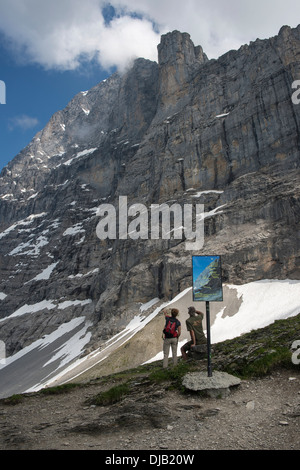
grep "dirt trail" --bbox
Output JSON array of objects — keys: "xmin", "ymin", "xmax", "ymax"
[{"xmin": 0, "ymin": 368, "xmax": 299, "ymax": 451}]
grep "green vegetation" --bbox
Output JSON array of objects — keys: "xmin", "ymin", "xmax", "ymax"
[
  {"xmin": 87, "ymin": 383, "xmax": 130, "ymax": 406},
  {"xmin": 86, "ymin": 362, "xmax": 196, "ymax": 406},
  {"xmin": 212, "ymin": 314, "xmax": 300, "ymax": 379},
  {"xmin": 148, "ymin": 361, "xmax": 193, "ymax": 385},
  {"xmin": 1, "ymin": 394, "xmax": 24, "ymax": 405},
  {"xmin": 221, "ymin": 347, "xmax": 294, "ymax": 379},
  {"xmin": 38, "ymin": 383, "xmax": 81, "ymax": 395}
]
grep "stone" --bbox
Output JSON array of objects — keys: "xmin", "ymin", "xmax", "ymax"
[
  {"xmin": 182, "ymin": 371, "xmax": 241, "ymax": 398},
  {"xmin": 187, "ymin": 344, "xmax": 207, "ymax": 360},
  {"xmin": 246, "ymin": 401, "xmax": 255, "ymax": 411}
]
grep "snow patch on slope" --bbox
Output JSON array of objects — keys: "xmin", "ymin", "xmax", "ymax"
[
  {"xmin": 211, "ymin": 280, "xmax": 300, "ymax": 343},
  {"xmin": 0, "ymin": 213, "xmax": 47, "ymax": 240},
  {"xmin": 0, "ymin": 299, "xmax": 92, "ymax": 323},
  {"xmin": 25, "ymin": 262, "xmax": 59, "ymax": 283}
]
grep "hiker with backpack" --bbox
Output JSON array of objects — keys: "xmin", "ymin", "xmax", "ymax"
[{"xmin": 162, "ymin": 308, "xmax": 181, "ymax": 368}]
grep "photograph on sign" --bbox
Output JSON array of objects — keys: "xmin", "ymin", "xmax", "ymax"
[{"xmin": 192, "ymin": 255, "xmax": 223, "ymax": 302}]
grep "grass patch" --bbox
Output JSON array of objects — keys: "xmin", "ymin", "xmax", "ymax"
[
  {"xmin": 1, "ymin": 394, "xmax": 24, "ymax": 406},
  {"xmin": 149, "ymin": 361, "xmax": 194, "ymax": 386},
  {"xmin": 213, "ymin": 314, "xmax": 300, "ymax": 379},
  {"xmin": 38, "ymin": 383, "xmax": 81, "ymax": 395},
  {"xmin": 222, "ymin": 347, "xmax": 295, "ymax": 379},
  {"xmin": 87, "ymin": 383, "xmax": 130, "ymax": 406},
  {"xmin": 87, "ymin": 362, "xmax": 195, "ymax": 407}
]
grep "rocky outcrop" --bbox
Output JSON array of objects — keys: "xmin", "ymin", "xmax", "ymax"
[
  {"xmin": 0, "ymin": 26, "xmax": 299, "ymax": 359},
  {"xmin": 157, "ymin": 30, "xmax": 208, "ymax": 109}
]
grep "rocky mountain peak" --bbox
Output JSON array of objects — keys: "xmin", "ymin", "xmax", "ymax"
[
  {"xmin": 157, "ymin": 30, "xmax": 208, "ymax": 110},
  {"xmin": 158, "ymin": 30, "xmax": 208, "ymax": 68}
]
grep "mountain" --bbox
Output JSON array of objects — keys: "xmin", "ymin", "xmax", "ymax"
[{"xmin": 0, "ymin": 26, "xmax": 300, "ymax": 397}]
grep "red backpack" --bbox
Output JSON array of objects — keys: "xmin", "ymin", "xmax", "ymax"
[{"xmin": 163, "ymin": 317, "xmax": 178, "ymax": 338}]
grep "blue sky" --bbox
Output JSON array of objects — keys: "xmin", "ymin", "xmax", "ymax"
[{"xmin": 1, "ymin": 0, "xmax": 300, "ymax": 172}]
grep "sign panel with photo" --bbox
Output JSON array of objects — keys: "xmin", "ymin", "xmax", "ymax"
[{"xmin": 192, "ymin": 255, "xmax": 223, "ymax": 302}]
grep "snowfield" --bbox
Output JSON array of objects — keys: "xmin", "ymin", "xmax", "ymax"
[{"xmin": 211, "ymin": 280, "xmax": 300, "ymax": 343}]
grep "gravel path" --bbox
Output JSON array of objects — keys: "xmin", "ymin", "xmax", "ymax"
[{"xmin": 0, "ymin": 369, "xmax": 299, "ymax": 451}]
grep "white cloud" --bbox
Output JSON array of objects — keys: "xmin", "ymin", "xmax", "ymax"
[
  {"xmin": 98, "ymin": 15, "xmax": 159, "ymax": 72},
  {"xmin": 0, "ymin": 0, "xmax": 160, "ymax": 71},
  {"xmin": 114, "ymin": 0, "xmax": 300, "ymax": 58},
  {"xmin": 0, "ymin": 0, "xmax": 299, "ymax": 72},
  {"xmin": 8, "ymin": 115, "xmax": 39, "ymax": 131},
  {"xmin": 0, "ymin": 0, "xmax": 106, "ymax": 69}
]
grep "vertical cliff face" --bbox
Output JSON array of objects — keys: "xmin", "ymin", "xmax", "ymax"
[
  {"xmin": 0, "ymin": 26, "xmax": 299, "ymax": 359},
  {"xmin": 157, "ymin": 30, "xmax": 208, "ymax": 109}
]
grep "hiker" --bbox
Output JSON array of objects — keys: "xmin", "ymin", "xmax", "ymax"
[
  {"xmin": 181, "ymin": 306, "xmax": 206, "ymax": 360},
  {"xmin": 162, "ymin": 308, "xmax": 181, "ymax": 368}
]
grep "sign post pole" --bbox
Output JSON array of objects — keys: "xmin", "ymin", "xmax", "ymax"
[
  {"xmin": 192, "ymin": 255, "xmax": 223, "ymax": 378},
  {"xmin": 205, "ymin": 301, "xmax": 212, "ymax": 377}
]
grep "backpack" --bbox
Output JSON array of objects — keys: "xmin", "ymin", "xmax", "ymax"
[{"xmin": 163, "ymin": 317, "xmax": 178, "ymax": 338}]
